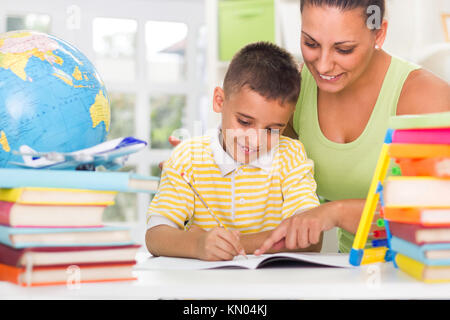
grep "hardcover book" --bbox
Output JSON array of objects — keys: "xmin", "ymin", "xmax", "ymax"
[
  {"xmin": 0, "ymin": 262, "xmax": 137, "ymax": 286},
  {"xmin": 395, "ymin": 252, "xmax": 450, "ymax": 283},
  {"xmin": 0, "ymin": 187, "xmax": 117, "ymax": 205},
  {"xmin": 0, "ymin": 201, "xmax": 107, "ymax": 228},
  {"xmin": 0, "ymin": 225, "xmax": 134, "ymax": 248},
  {"xmin": 0, "ymin": 168, "xmax": 159, "ymax": 193},
  {"xmin": 389, "ymin": 221, "xmax": 450, "ymax": 245},
  {"xmin": 383, "ymin": 207, "xmax": 450, "ymax": 226},
  {"xmin": 391, "ymin": 236, "xmax": 450, "ymax": 266},
  {"xmin": 383, "ymin": 176, "xmax": 450, "ymax": 207},
  {"xmin": 0, "ymin": 243, "xmax": 141, "ymax": 267}
]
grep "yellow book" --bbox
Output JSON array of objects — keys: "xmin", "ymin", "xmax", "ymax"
[
  {"xmin": 0, "ymin": 187, "xmax": 117, "ymax": 206},
  {"xmin": 395, "ymin": 253, "xmax": 450, "ymax": 283}
]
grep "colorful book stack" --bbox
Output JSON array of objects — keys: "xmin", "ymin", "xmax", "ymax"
[
  {"xmin": 0, "ymin": 168, "xmax": 159, "ymax": 286},
  {"xmin": 382, "ymin": 115, "xmax": 450, "ymax": 283}
]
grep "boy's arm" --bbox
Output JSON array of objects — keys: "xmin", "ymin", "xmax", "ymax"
[
  {"xmin": 145, "ymin": 225, "xmax": 202, "ymax": 259},
  {"xmin": 146, "ymin": 225, "xmax": 246, "ymax": 260}
]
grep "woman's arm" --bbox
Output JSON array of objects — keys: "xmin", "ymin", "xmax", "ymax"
[
  {"xmin": 255, "ymin": 199, "xmax": 375, "ymax": 255},
  {"xmin": 397, "ymin": 69, "xmax": 450, "ymax": 115}
]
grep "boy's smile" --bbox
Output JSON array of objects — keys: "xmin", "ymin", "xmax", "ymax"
[{"xmin": 213, "ymin": 85, "xmax": 295, "ymax": 164}]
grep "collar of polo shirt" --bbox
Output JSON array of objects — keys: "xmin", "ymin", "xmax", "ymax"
[{"xmin": 209, "ymin": 126, "xmax": 278, "ymax": 177}]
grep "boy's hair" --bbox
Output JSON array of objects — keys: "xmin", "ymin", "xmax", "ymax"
[{"xmin": 223, "ymin": 42, "xmax": 301, "ymax": 106}]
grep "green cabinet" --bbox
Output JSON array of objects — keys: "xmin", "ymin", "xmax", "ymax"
[{"xmin": 218, "ymin": 0, "xmax": 275, "ymax": 61}]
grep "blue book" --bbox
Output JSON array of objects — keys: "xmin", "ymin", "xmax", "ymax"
[
  {"xmin": 0, "ymin": 225, "xmax": 134, "ymax": 248},
  {"xmin": 0, "ymin": 168, "xmax": 159, "ymax": 193},
  {"xmin": 390, "ymin": 236, "xmax": 450, "ymax": 266}
]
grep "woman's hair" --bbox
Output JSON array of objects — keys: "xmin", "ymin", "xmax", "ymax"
[
  {"xmin": 223, "ymin": 42, "xmax": 301, "ymax": 106},
  {"xmin": 300, "ymin": 0, "xmax": 386, "ymax": 21}
]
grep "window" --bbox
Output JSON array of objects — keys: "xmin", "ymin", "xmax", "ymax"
[
  {"xmin": 103, "ymin": 167, "xmax": 138, "ymax": 222},
  {"xmin": 1, "ymin": 0, "xmax": 206, "ymax": 242},
  {"xmin": 93, "ymin": 17, "xmax": 137, "ymax": 83},
  {"xmin": 150, "ymin": 94, "xmax": 186, "ymax": 149},
  {"xmin": 108, "ymin": 92, "xmax": 136, "ymax": 139},
  {"xmin": 145, "ymin": 21, "xmax": 188, "ymax": 83},
  {"xmin": 6, "ymin": 14, "xmax": 51, "ymax": 33}
]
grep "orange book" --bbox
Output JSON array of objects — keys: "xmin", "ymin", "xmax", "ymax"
[
  {"xmin": 0, "ymin": 262, "xmax": 137, "ymax": 286},
  {"xmin": 384, "ymin": 207, "xmax": 450, "ymax": 226},
  {"xmin": 395, "ymin": 158, "xmax": 450, "ymax": 178},
  {"xmin": 388, "ymin": 144, "xmax": 450, "ymax": 159}
]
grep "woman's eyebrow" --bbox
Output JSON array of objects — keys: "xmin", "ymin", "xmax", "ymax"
[
  {"xmin": 302, "ymin": 31, "xmax": 317, "ymax": 42},
  {"xmin": 302, "ymin": 31, "xmax": 357, "ymax": 45},
  {"xmin": 335, "ymin": 40, "xmax": 358, "ymax": 45}
]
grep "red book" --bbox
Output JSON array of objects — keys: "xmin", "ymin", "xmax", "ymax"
[
  {"xmin": 0, "ymin": 243, "xmax": 141, "ymax": 267},
  {"xmin": 0, "ymin": 201, "xmax": 106, "ymax": 228},
  {"xmin": 389, "ymin": 221, "xmax": 450, "ymax": 245}
]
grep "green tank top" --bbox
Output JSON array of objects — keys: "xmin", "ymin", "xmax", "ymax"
[{"xmin": 293, "ymin": 55, "xmax": 420, "ymax": 253}]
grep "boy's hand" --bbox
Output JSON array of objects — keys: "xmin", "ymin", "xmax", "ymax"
[{"xmin": 196, "ymin": 227, "xmax": 245, "ymax": 261}]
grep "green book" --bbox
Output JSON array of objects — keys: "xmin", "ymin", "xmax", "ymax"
[{"xmin": 389, "ymin": 112, "xmax": 450, "ymax": 130}]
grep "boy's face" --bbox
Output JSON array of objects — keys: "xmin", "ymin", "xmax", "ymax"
[{"xmin": 213, "ymin": 85, "xmax": 295, "ymax": 164}]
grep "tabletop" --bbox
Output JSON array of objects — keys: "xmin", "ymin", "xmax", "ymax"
[{"xmin": 1, "ymin": 259, "xmax": 450, "ymax": 300}]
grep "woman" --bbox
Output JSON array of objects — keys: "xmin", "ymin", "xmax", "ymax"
[{"xmin": 255, "ymin": 0, "xmax": 450, "ymax": 254}]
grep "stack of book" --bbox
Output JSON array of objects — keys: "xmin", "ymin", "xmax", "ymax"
[
  {"xmin": 0, "ymin": 168, "xmax": 159, "ymax": 286},
  {"xmin": 383, "ymin": 123, "xmax": 450, "ymax": 283}
]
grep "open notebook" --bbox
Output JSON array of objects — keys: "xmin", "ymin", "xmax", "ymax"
[{"xmin": 135, "ymin": 252, "xmax": 353, "ymax": 270}]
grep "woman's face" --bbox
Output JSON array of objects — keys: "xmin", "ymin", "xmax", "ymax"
[{"xmin": 301, "ymin": 5, "xmax": 381, "ymax": 93}]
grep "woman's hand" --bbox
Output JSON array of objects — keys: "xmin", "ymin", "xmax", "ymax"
[
  {"xmin": 196, "ymin": 227, "xmax": 245, "ymax": 261},
  {"xmin": 254, "ymin": 203, "xmax": 339, "ymax": 255}
]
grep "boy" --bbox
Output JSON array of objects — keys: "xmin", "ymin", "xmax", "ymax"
[{"xmin": 145, "ymin": 42, "xmax": 320, "ymax": 261}]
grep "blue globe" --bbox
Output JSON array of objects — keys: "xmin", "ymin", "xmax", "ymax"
[{"xmin": 0, "ymin": 30, "xmax": 110, "ymax": 168}]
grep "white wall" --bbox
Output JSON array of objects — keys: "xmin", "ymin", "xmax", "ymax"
[{"xmin": 384, "ymin": 0, "xmax": 450, "ymax": 81}]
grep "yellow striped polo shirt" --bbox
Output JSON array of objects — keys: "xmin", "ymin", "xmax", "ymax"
[{"xmin": 146, "ymin": 129, "xmax": 319, "ymax": 234}]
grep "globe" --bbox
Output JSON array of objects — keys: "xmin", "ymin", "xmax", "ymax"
[{"xmin": 0, "ymin": 30, "xmax": 110, "ymax": 168}]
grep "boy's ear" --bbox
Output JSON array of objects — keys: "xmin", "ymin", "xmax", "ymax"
[{"xmin": 212, "ymin": 87, "xmax": 225, "ymax": 113}]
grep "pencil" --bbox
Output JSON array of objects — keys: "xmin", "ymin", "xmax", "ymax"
[{"xmin": 180, "ymin": 172, "xmax": 247, "ymax": 259}]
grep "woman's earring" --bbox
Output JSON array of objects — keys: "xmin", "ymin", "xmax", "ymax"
[{"xmin": 375, "ymin": 44, "xmax": 380, "ymax": 50}]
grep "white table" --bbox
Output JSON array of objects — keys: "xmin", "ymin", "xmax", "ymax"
[{"xmin": 1, "ymin": 260, "xmax": 450, "ymax": 300}]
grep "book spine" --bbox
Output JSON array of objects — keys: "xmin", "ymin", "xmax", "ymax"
[
  {"xmin": 390, "ymin": 236, "xmax": 426, "ymax": 263},
  {"xmin": 0, "ymin": 244, "xmax": 23, "ymax": 266},
  {"xmin": 395, "ymin": 158, "xmax": 450, "ymax": 178},
  {"xmin": 388, "ymin": 222, "xmax": 420, "ymax": 245},
  {"xmin": 0, "ymin": 263, "xmax": 21, "ymax": 285},
  {"xmin": 395, "ymin": 253, "xmax": 425, "ymax": 282},
  {"xmin": 383, "ymin": 207, "xmax": 422, "ymax": 225},
  {"xmin": 0, "ymin": 227, "xmax": 14, "ymax": 247},
  {"xmin": 0, "ymin": 189, "xmax": 22, "ymax": 202},
  {"xmin": 392, "ymin": 128, "xmax": 450, "ymax": 145},
  {"xmin": 0, "ymin": 201, "xmax": 13, "ymax": 226}
]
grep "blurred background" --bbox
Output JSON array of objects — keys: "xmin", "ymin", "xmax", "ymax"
[{"xmin": 1, "ymin": 0, "xmax": 449, "ymax": 249}]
